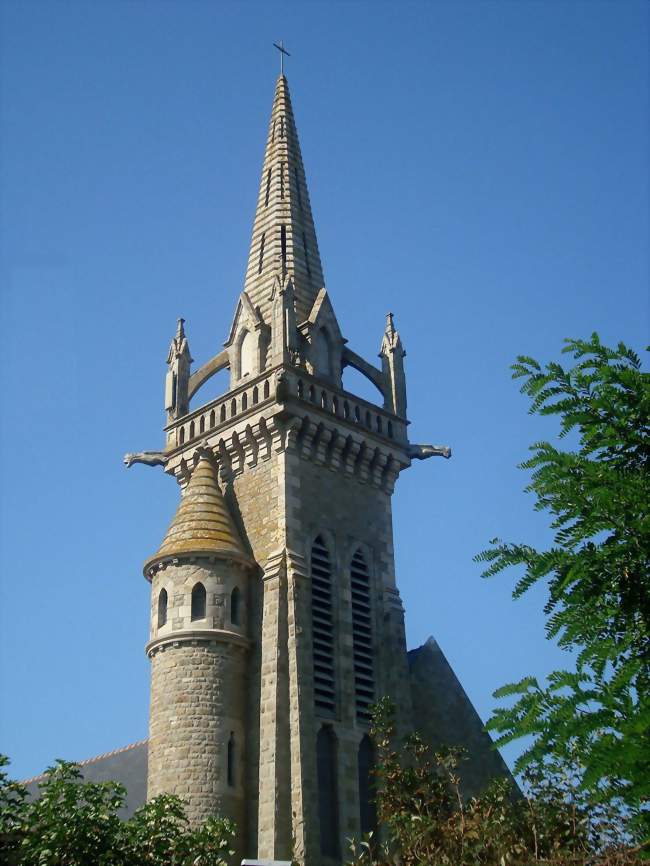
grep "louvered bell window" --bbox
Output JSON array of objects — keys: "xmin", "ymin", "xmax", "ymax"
[
  {"xmin": 311, "ymin": 536, "xmax": 336, "ymax": 716},
  {"xmin": 351, "ymin": 549, "xmax": 375, "ymax": 722}
]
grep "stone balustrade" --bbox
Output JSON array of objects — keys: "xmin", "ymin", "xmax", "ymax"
[{"xmin": 165, "ymin": 367, "xmax": 407, "ymax": 450}]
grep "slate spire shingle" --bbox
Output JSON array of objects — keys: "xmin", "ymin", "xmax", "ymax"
[{"xmin": 242, "ymin": 74, "xmax": 325, "ymax": 325}]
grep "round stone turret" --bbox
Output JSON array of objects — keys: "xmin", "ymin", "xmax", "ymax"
[{"xmin": 144, "ymin": 453, "xmax": 253, "ymax": 840}]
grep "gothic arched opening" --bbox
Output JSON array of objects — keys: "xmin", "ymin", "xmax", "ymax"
[
  {"xmin": 358, "ymin": 734, "xmax": 377, "ymax": 837},
  {"xmin": 157, "ymin": 588, "xmax": 168, "ymax": 628},
  {"xmin": 317, "ymin": 725, "xmax": 340, "ymax": 859},
  {"xmin": 231, "ymin": 586, "xmax": 241, "ymax": 626},
  {"xmin": 191, "ymin": 582, "xmax": 206, "ymax": 621}
]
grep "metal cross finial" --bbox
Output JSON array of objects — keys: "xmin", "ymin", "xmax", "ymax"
[{"xmin": 273, "ymin": 41, "xmax": 290, "ymax": 75}]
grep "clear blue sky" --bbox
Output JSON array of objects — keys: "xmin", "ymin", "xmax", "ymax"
[{"xmin": 0, "ymin": 0, "xmax": 647, "ymax": 782}]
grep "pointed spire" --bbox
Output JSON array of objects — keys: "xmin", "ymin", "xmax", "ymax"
[
  {"xmin": 143, "ymin": 454, "xmax": 251, "ymax": 575},
  {"xmin": 242, "ymin": 75, "xmax": 325, "ymax": 326}
]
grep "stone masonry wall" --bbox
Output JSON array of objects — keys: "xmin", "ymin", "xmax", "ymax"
[
  {"xmin": 283, "ymin": 449, "xmax": 413, "ymax": 864},
  {"xmin": 148, "ymin": 640, "xmax": 247, "ymax": 831}
]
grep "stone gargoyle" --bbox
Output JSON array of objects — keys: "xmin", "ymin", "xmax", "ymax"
[{"xmin": 407, "ymin": 443, "xmax": 452, "ymax": 460}]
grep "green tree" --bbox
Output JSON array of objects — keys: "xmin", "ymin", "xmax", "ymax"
[
  {"xmin": 346, "ymin": 698, "xmax": 642, "ymax": 866},
  {"xmin": 475, "ymin": 335, "xmax": 649, "ymax": 829},
  {"xmin": 0, "ymin": 756, "xmax": 234, "ymax": 866}
]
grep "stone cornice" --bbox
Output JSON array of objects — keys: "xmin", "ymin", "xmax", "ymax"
[
  {"xmin": 161, "ymin": 366, "xmax": 412, "ymax": 495},
  {"xmin": 144, "ymin": 550, "xmax": 253, "ymax": 582},
  {"xmin": 145, "ymin": 628, "xmax": 250, "ymax": 658}
]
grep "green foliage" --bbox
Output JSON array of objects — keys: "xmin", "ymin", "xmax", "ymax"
[
  {"xmin": 475, "ymin": 335, "xmax": 649, "ymax": 829},
  {"xmin": 0, "ymin": 756, "xmax": 235, "ymax": 866},
  {"xmin": 345, "ymin": 698, "xmax": 644, "ymax": 866}
]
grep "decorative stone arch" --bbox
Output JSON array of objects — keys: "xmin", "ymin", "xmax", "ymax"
[
  {"xmin": 300, "ymin": 289, "xmax": 345, "ymax": 386},
  {"xmin": 224, "ymin": 291, "xmax": 270, "ymax": 386},
  {"xmin": 341, "ymin": 346, "xmax": 387, "ymax": 404}
]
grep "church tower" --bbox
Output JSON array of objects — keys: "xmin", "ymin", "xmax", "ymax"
[{"xmin": 136, "ymin": 72, "xmax": 452, "ymax": 865}]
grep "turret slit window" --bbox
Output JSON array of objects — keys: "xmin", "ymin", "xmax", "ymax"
[
  {"xmin": 220, "ymin": 404, "xmax": 227, "ymax": 422},
  {"xmin": 317, "ymin": 726, "xmax": 340, "ymax": 858},
  {"xmin": 253, "ymin": 386, "xmax": 259, "ymax": 405},
  {"xmin": 210, "ymin": 409, "xmax": 216, "ymax": 428},
  {"xmin": 280, "ymin": 224, "xmax": 287, "ymax": 270},
  {"xmin": 231, "ymin": 586, "xmax": 241, "ymax": 626},
  {"xmin": 264, "ymin": 168, "xmax": 272, "ymax": 206},
  {"xmin": 302, "ymin": 231, "xmax": 312, "ymax": 277},
  {"xmin": 231, "ymin": 398, "xmax": 237, "ymax": 417},
  {"xmin": 258, "ymin": 232, "xmax": 266, "ymax": 274},
  {"xmin": 157, "ymin": 588, "xmax": 168, "ymax": 628},
  {"xmin": 351, "ymin": 549, "xmax": 375, "ymax": 722},
  {"xmin": 294, "ymin": 166, "xmax": 303, "ymax": 210},
  {"xmin": 227, "ymin": 733, "xmax": 235, "ymax": 787},
  {"xmin": 263, "ymin": 380, "xmax": 270, "ymax": 399},
  {"xmin": 191, "ymin": 582, "xmax": 206, "ymax": 621},
  {"xmin": 311, "ymin": 536, "xmax": 336, "ymax": 716},
  {"xmin": 280, "ymin": 162, "xmax": 285, "ymax": 199},
  {"xmin": 358, "ymin": 735, "xmax": 377, "ymax": 836},
  {"xmin": 200, "ymin": 416, "xmax": 205, "ymax": 434}
]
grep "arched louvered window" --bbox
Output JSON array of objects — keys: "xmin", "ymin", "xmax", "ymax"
[
  {"xmin": 311, "ymin": 536, "xmax": 336, "ymax": 716},
  {"xmin": 227, "ymin": 732, "xmax": 235, "ymax": 787},
  {"xmin": 191, "ymin": 582, "xmax": 206, "ymax": 621},
  {"xmin": 358, "ymin": 735, "xmax": 377, "ymax": 837},
  {"xmin": 231, "ymin": 586, "xmax": 241, "ymax": 626},
  {"xmin": 351, "ymin": 549, "xmax": 374, "ymax": 722},
  {"xmin": 317, "ymin": 726, "xmax": 340, "ymax": 858},
  {"xmin": 157, "ymin": 588, "xmax": 168, "ymax": 628}
]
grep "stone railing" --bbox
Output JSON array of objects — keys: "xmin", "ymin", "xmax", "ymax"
[
  {"xmin": 166, "ymin": 373, "xmax": 276, "ymax": 448},
  {"xmin": 284, "ymin": 370, "xmax": 408, "ymax": 445},
  {"xmin": 166, "ymin": 366, "xmax": 407, "ymax": 450}
]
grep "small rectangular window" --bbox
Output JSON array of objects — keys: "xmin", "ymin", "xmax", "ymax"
[
  {"xmin": 302, "ymin": 231, "xmax": 311, "ymax": 277},
  {"xmin": 258, "ymin": 233, "xmax": 266, "ymax": 274},
  {"xmin": 294, "ymin": 167, "xmax": 303, "ymax": 210},
  {"xmin": 280, "ymin": 225, "xmax": 287, "ymax": 270}
]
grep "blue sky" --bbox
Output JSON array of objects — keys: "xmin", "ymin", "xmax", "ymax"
[{"xmin": 0, "ymin": 0, "xmax": 647, "ymax": 781}]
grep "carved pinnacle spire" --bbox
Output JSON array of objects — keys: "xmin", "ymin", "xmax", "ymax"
[{"xmin": 381, "ymin": 312, "xmax": 404, "ymax": 356}]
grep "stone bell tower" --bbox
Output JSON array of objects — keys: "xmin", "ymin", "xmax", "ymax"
[{"xmin": 132, "ymin": 72, "xmax": 451, "ymax": 866}]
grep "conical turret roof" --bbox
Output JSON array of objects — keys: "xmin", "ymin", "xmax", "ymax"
[
  {"xmin": 144, "ymin": 455, "xmax": 251, "ymax": 575},
  {"xmin": 243, "ymin": 74, "xmax": 325, "ymax": 325}
]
